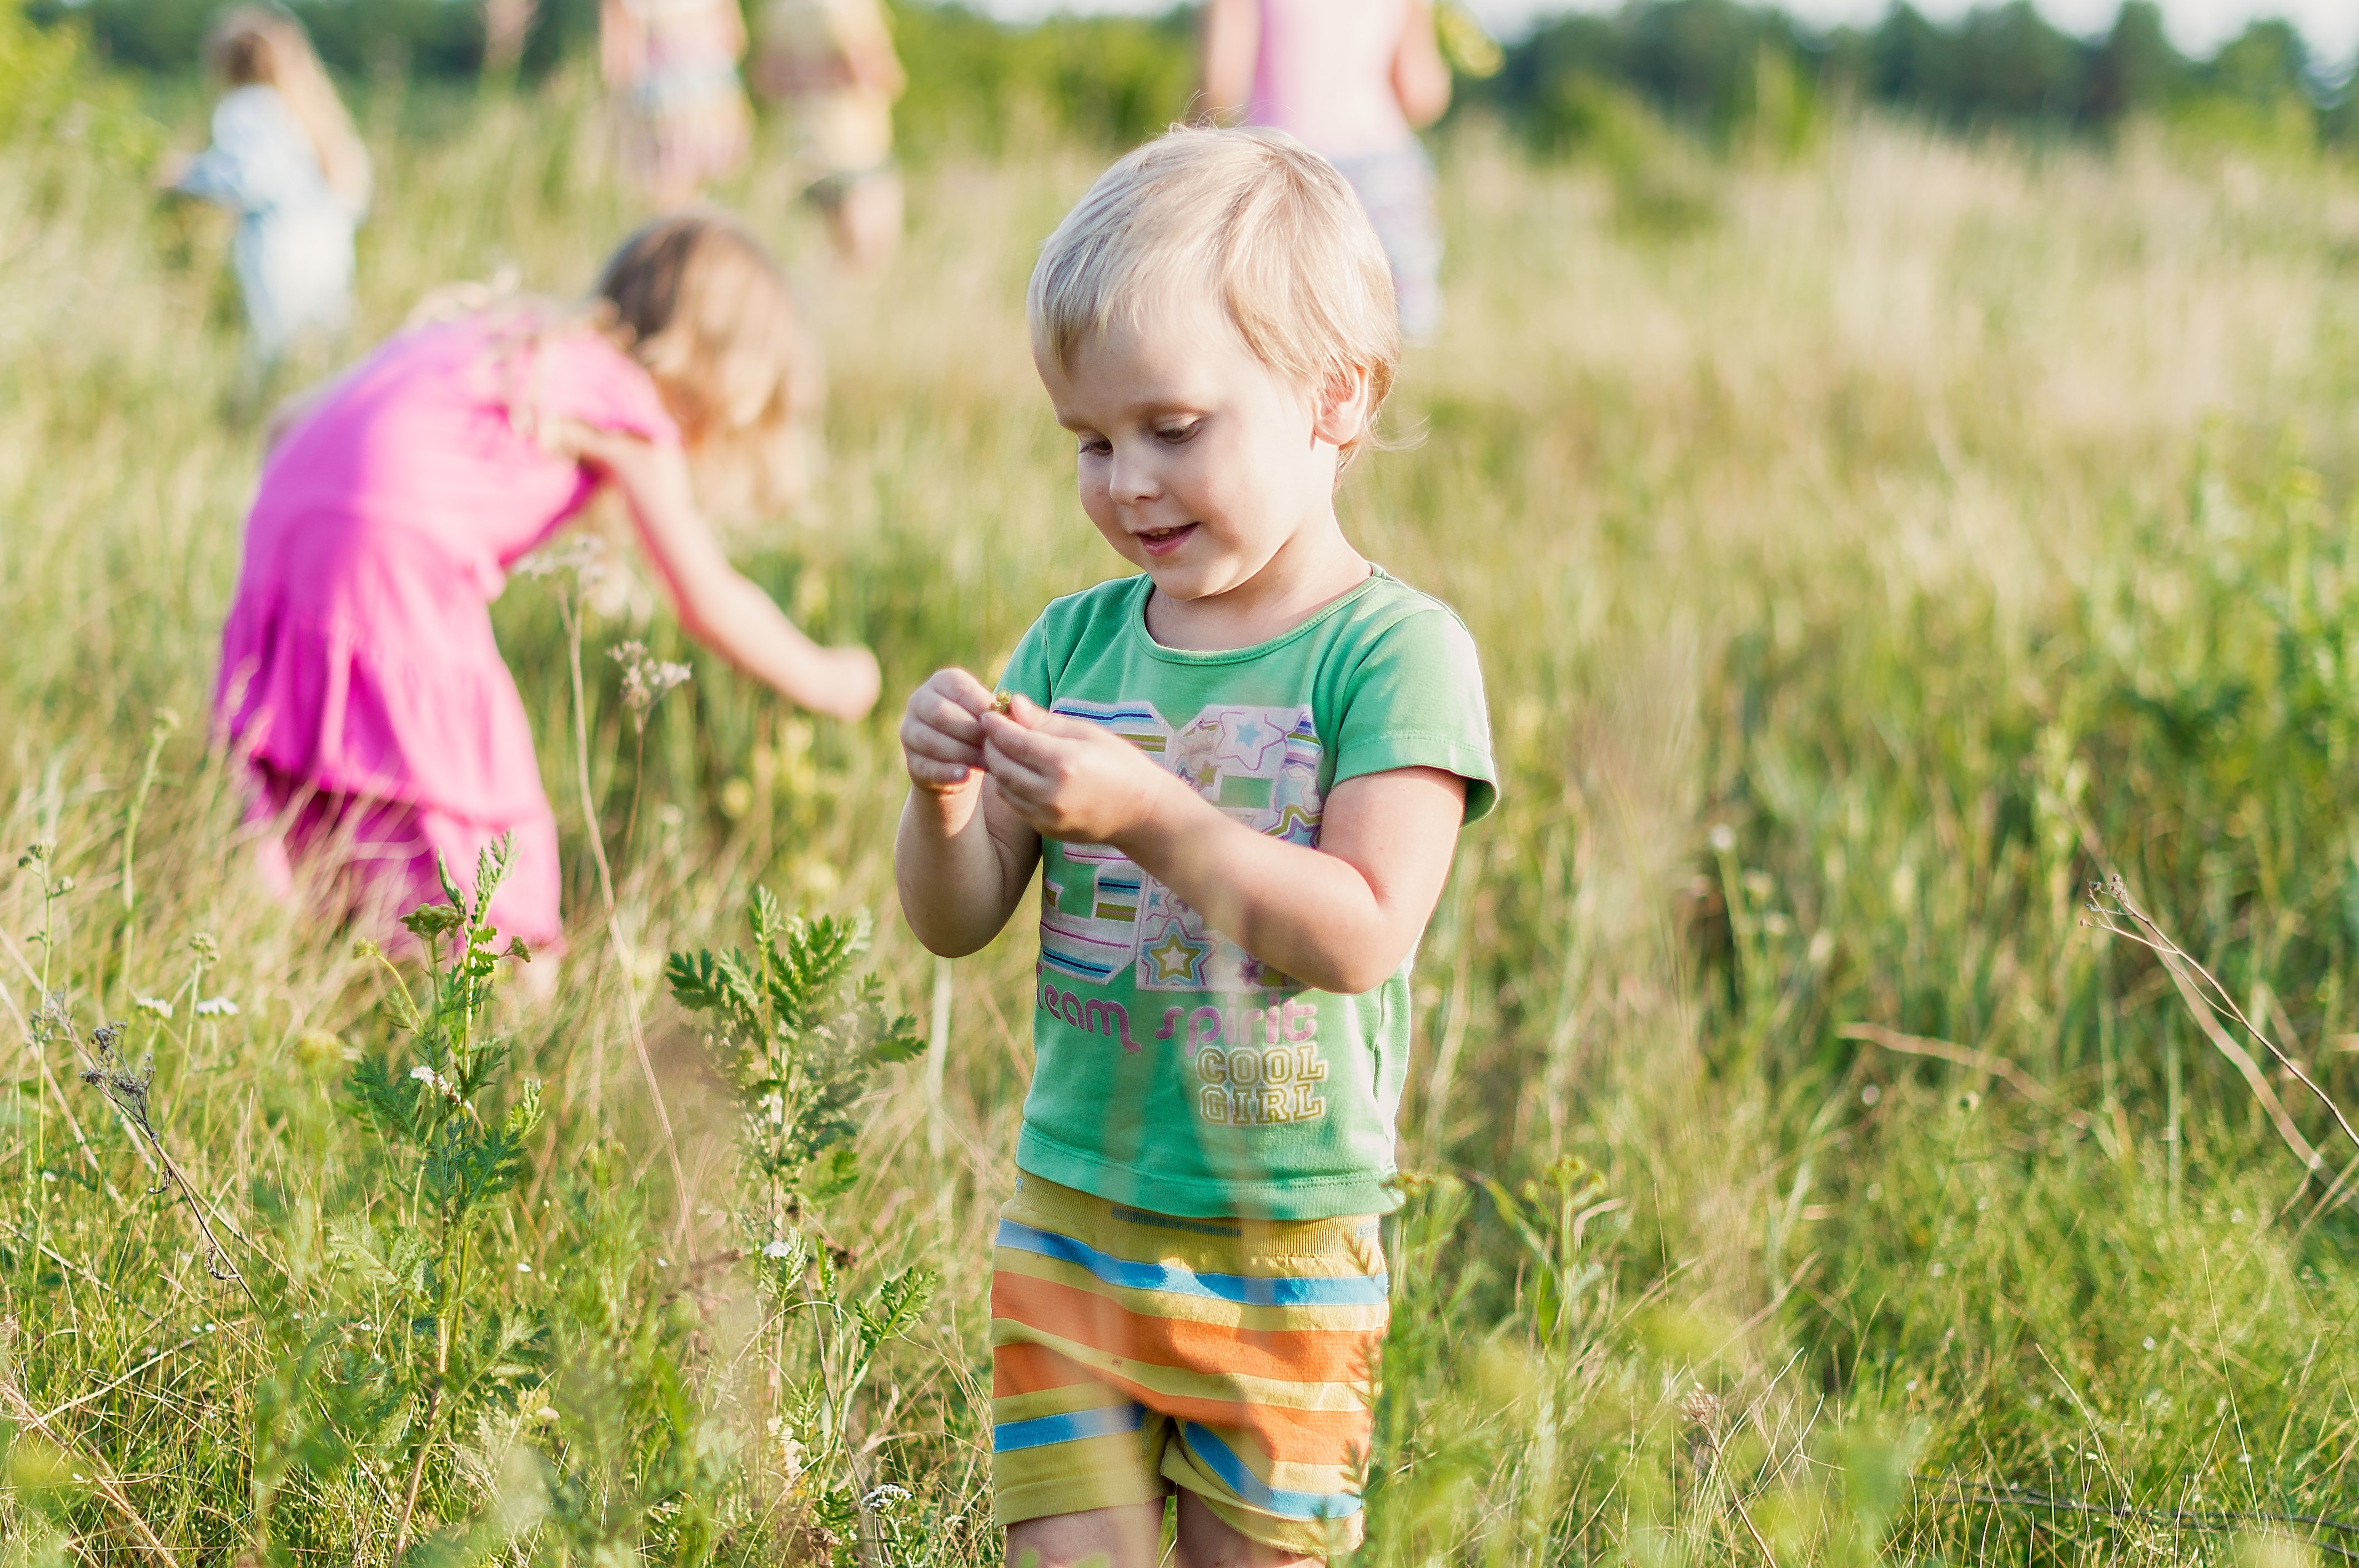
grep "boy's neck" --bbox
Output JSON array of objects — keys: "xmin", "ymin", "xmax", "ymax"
[{"xmin": 1141, "ymin": 520, "xmax": 1370, "ymax": 652}]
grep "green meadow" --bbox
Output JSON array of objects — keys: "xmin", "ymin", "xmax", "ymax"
[{"xmin": 4, "ymin": 10, "xmax": 2359, "ymax": 1562}]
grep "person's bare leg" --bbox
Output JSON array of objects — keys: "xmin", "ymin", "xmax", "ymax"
[
  {"xmin": 828, "ymin": 172, "xmax": 902, "ymax": 274},
  {"xmin": 1005, "ymin": 1500, "xmax": 1166, "ymax": 1568},
  {"xmin": 1173, "ymin": 1492, "xmax": 1318, "ymax": 1568}
]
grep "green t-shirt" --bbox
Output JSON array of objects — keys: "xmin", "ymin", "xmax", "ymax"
[{"xmin": 998, "ymin": 567, "xmax": 1498, "ymax": 1220}]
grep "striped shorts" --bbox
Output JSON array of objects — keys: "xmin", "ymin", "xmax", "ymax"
[{"xmin": 989, "ymin": 1175, "xmax": 1388, "ymax": 1556}]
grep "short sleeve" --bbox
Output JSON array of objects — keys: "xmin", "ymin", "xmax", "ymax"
[
  {"xmin": 1331, "ymin": 607, "xmax": 1499, "ymax": 825},
  {"xmin": 996, "ymin": 612, "xmax": 1056, "ymax": 707},
  {"xmin": 175, "ymin": 89, "xmax": 313, "ymax": 214},
  {"xmin": 535, "ymin": 331, "xmax": 682, "ymax": 448}
]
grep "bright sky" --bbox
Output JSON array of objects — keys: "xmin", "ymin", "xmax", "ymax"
[{"xmin": 977, "ymin": 0, "xmax": 2359, "ymax": 69}]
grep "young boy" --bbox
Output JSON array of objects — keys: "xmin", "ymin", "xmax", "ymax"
[{"xmin": 894, "ymin": 126, "xmax": 1497, "ymax": 1568}]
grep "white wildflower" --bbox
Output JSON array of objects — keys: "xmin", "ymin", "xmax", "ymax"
[
  {"xmin": 861, "ymin": 1484, "xmax": 911, "ymax": 1516},
  {"xmin": 133, "ymin": 995, "xmax": 173, "ymax": 1019},
  {"xmin": 611, "ymin": 641, "xmax": 693, "ymax": 733},
  {"xmin": 194, "ymin": 996, "xmax": 238, "ymax": 1018}
]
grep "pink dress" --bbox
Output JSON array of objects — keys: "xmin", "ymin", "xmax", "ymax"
[
  {"xmin": 1246, "ymin": 0, "xmax": 1413, "ymax": 161},
  {"xmin": 215, "ymin": 314, "xmax": 680, "ymax": 951},
  {"xmin": 1241, "ymin": 0, "xmax": 1443, "ymax": 339}
]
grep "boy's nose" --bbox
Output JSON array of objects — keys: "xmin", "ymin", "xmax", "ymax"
[{"xmin": 1108, "ymin": 446, "xmax": 1161, "ymax": 505}]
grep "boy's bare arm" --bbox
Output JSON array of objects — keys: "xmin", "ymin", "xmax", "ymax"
[
  {"xmin": 896, "ymin": 671, "xmax": 1043, "ymax": 957},
  {"xmin": 981, "ymin": 700, "xmax": 1464, "ymax": 994}
]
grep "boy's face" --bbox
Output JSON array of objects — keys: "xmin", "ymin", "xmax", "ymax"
[{"xmin": 1036, "ymin": 298, "xmax": 1364, "ymax": 610}]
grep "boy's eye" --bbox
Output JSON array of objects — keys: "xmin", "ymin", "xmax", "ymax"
[
  {"xmin": 1155, "ymin": 422, "xmax": 1201, "ymax": 445},
  {"xmin": 1078, "ymin": 436, "xmax": 1112, "ymax": 457}
]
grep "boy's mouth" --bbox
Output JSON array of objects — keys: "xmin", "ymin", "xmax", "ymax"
[{"xmin": 1135, "ymin": 522, "xmax": 1198, "ymax": 557}]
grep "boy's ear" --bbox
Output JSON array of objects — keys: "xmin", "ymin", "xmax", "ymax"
[{"xmin": 1312, "ymin": 364, "xmax": 1374, "ymax": 450}]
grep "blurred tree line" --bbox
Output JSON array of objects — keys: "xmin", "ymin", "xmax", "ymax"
[
  {"xmin": 1475, "ymin": 0, "xmax": 2355, "ymax": 153},
  {"xmin": 24, "ymin": 0, "xmax": 2357, "ymax": 155}
]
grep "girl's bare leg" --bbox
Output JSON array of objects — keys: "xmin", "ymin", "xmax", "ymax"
[{"xmin": 828, "ymin": 171, "xmax": 902, "ymax": 273}]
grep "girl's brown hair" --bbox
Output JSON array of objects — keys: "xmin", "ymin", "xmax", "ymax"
[
  {"xmin": 595, "ymin": 213, "xmax": 822, "ymax": 520},
  {"xmin": 205, "ymin": 7, "xmax": 372, "ymax": 215}
]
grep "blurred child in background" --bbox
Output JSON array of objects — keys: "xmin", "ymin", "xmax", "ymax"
[
  {"xmin": 602, "ymin": 0, "xmax": 754, "ymax": 208},
  {"xmin": 1202, "ymin": 0, "xmax": 1452, "ymax": 341},
  {"xmin": 753, "ymin": 0, "xmax": 906, "ymax": 272},
  {"xmin": 163, "ymin": 6, "xmax": 371, "ymax": 374},
  {"xmin": 218, "ymin": 214, "xmax": 874, "ymax": 962}
]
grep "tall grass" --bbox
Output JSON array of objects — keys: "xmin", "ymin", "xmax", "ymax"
[{"xmin": 4, "ymin": 14, "xmax": 2359, "ymax": 1562}]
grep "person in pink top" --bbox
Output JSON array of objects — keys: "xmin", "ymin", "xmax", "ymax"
[
  {"xmin": 1202, "ymin": 0, "xmax": 1453, "ymax": 340},
  {"xmin": 217, "ymin": 213, "xmax": 877, "ymax": 961}
]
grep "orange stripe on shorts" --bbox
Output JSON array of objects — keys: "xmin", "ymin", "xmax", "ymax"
[
  {"xmin": 992, "ymin": 1272, "xmax": 1381, "ymax": 1384},
  {"xmin": 991, "ymin": 1340, "xmax": 1374, "ymax": 1468}
]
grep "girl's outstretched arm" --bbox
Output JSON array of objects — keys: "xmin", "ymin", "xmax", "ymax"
[{"xmin": 560, "ymin": 423, "xmax": 880, "ymax": 721}]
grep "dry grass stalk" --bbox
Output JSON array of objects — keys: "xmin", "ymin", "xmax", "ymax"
[
  {"xmin": 1838, "ymin": 1021, "xmax": 2067, "ymax": 1110},
  {"xmin": 2081, "ymin": 874, "xmax": 2359, "ymax": 1189}
]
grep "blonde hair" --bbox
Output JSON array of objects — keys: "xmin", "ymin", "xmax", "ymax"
[
  {"xmin": 207, "ymin": 7, "xmax": 372, "ymax": 216},
  {"xmin": 1028, "ymin": 125, "xmax": 1399, "ymax": 458},
  {"xmin": 595, "ymin": 212, "xmax": 822, "ymax": 521}
]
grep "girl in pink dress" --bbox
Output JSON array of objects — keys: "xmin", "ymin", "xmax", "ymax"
[
  {"xmin": 1202, "ymin": 0, "xmax": 1453, "ymax": 339},
  {"xmin": 217, "ymin": 213, "xmax": 876, "ymax": 956}
]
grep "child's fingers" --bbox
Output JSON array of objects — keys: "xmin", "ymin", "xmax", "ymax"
[
  {"xmin": 906, "ymin": 755, "xmax": 975, "ymax": 792},
  {"xmin": 978, "ymin": 710, "xmax": 1065, "ymax": 768},
  {"xmin": 997, "ymin": 697, "xmax": 1115, "ymax": 747},
  {"xmin": 906, "ymin": 685, "xmax": 987, "ymax": 746},
  {"xmin": 980, "ymin": 737, "xmax": 1055, "ymax": 811},
  {"xmin": 930, "ymin": 667, "xmax": 998, "ymax": 716},
  {"xmin": 901, "ymin": 717, "xmax": 985, "ymax": 771},
  {"xmin": 1000, "ymin": 692, "xmax": 1053, "ymax": 730},
  {"xmin": 903, "ymin": 728, "xmax": 985, "ymax": 771}
]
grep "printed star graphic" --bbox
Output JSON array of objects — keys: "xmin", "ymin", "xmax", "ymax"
[
  {"xmin": 1145, "ymin": 928, "xmax": 1206, "ymax": 984},
  {"xmin": 1221, "ymin": 713, "xmax": 1282, "ymax": 770}
]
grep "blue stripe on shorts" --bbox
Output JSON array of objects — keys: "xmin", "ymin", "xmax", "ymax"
[
  {"xmin": 993, "ymin": 1401, "xmax": 1146, "ymax": 1453},
  {"xmin": 995, "ymin": 1219, "xmax": 1389, "ymax": 1307},
  {"xmin": 1181, "ymin": 1421, "xmax": 1364, "ymax": 1519}
]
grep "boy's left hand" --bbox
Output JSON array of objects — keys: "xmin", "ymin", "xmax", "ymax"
[{"xmin": 982, "ymin": 695, "xmax": 1184, "ymax": 845}]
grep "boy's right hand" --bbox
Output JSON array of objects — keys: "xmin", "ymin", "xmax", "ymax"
[{"xmin": 900, "ymin": 668, "xmax": 996, "ymax": 795}]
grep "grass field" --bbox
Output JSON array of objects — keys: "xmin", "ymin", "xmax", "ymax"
[{"xmin": 6, "ymin": 14, "xmax": 2359, "ymax": 1564}]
